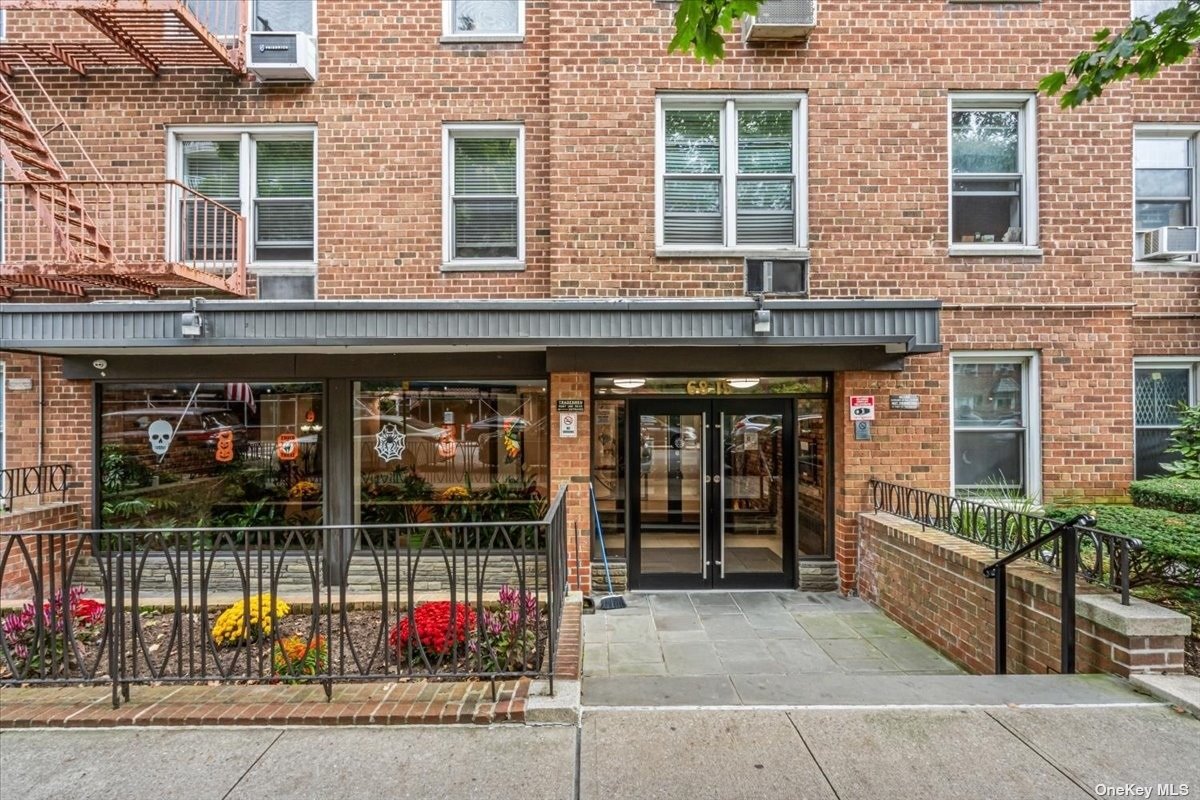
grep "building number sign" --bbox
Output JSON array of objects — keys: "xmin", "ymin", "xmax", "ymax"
[{"xmin": 686, "ymin": 380, "xmax": 733, "ymax": 396}]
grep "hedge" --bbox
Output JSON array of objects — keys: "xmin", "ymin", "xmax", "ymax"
[
  {"xmin": 1129, "ymin": 477, "xmax": 1200, "ymax": 515},
  {"xmin": 1045, "ymin": 504, "xmax": 1200, "ymax": 589}
]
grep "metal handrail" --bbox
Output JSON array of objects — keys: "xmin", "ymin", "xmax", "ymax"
[
  {"xmin": 0, "ymin": 464, "xmax": 71, "ymax": 508},
  {"xmin": 982, "ymin": 514, "xmax": 1093, "ymax": 675}
]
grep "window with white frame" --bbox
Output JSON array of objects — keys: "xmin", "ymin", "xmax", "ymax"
[
  {"xmin": 950, "ymin": 95, "xmax": 1038, "ymax": 249},
  {"xmin": 1132, "ymin": 0, "xmax": 1180, "ymax": 20},
  {"xmin": 951, "ymin": 354, "xmax": 1040, "ymax": 496},
  {"xmin": 172, "ymin": 128, "xmax": 316, "ymax": 267},
  {"xmin": 1134, "ymin": 130, "xmax": 1198, "ymax": 264},
  {"xmin": 185, "ymin": 1, "xmax": 314, "ymax": 36},
  {"xmin": 443, "ymin": 0, "xmax": 523, "ymax": 39},
  {"xmin": 657, "ymin": 95, "xmax": 806, "ymax": 251},
  {"xmin": 1134, "ymin": 359, "xmax": 1199, "ymax": 479},
  {"xmin": 443, "ymin": 125, "xmax": 524, "ymax": 268}
]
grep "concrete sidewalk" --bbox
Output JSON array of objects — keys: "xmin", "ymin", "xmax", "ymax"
[{"xmin": 3, "ymin": 703, "xmax": 1197, "ymax": 800}]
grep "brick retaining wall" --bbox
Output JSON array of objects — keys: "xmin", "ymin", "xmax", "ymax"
[
  {"xmin": 857, "ymin": 512, "xmax": 1190, "ymax": 677},
  {"xmin": 0, "ymin": 503, "xmax": 85, "ymax": 600}
]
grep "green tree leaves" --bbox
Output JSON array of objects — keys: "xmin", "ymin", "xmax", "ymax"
[{"xmin": 667, "ymin": 0, "xmax": 761, "ymax": 61}]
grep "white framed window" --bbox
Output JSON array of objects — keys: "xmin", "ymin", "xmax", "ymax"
[
  {"xmin": 442, "ymin": 0, "xmax": 524, "ymax": 41},
  {"xmin": 442, "ymin": 124, "xmax": 525, "ymax": 270},
  {"xmin": 656, "ymin": 94, "xmax": 807, "ymax": 255},
  {"xmin": 167, "ymin": 126, "xmax": 317, "ymax": 270},
  {"xmin": 950, "ymin": 352, "xmax": 1041, "ymax": 497},
  {"xmin": 1134, "ymin": 358, "xmax": 1199, "ymax": 479},
  {"xmin": 185, "ymin": 0, "xmax": 316, "ymax": 37},
  {"xmin": 1134, "ymin": 127, "xmax": 1199, "ymax": 266},
  {"xmin": 948, "ymin": 94, "xmax": 1039, "ymax": 254},
  {"xmin": 1132, "ymin": 0, "xmax": 1180, "ymax": 20}
]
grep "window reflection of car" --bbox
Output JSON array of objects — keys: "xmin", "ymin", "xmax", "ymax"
[
  {"xmin": 639, "ymin": 417, "xmax": 698, "ymax": 449},
  {"xmin": 474, "ymin": 417, "xmax": 548, "ymax": 466},
  {"xmin": 102, "ymin": 407, "xmax": 247, "ymax": 451}
]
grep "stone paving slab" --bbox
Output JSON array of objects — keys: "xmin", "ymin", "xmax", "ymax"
[
  {"xmin": 989, "ymin": 705, "xmax": 1200, "ymax": 793},
  {"xmin": 1129, "ymin": 673, "xmax": 1200, "ymax": 718},
  {"xmin": 580, "ymin": 709, "xmax": 838, "ymax": 800},
  {"xmin": 789, "ymin": 707, "xmax": 1088, "ymax": 800}
]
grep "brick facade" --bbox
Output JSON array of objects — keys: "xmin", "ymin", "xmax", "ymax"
[{"xmin": 0, "ymin": 1, "xmax": 1197, "ymax": 592}]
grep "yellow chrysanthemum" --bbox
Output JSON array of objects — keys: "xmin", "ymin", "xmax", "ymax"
[{"xmin": 211, "ymin": 594, "xmax": 290, "ymax": 646}]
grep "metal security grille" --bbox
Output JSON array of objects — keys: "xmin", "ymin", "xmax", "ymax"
[{"xmin": 756, "ymin": 0, "xmax": 817, "ymax": 25}]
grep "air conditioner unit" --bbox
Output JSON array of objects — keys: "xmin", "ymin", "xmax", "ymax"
[
  {"xmin": 1140, "ymin": 226, "xmax": 1199, "ymax": 261},
  {"xmin": 248, "ymin": 32, "xmax": 317, "ymax": 82},
  {"xmin": 745, "ymin": 258, "xmax": 808, "ymax": 296},
  {"xmin": 742, "ymin": 0, "xmax": 817, "ymax": 42}
]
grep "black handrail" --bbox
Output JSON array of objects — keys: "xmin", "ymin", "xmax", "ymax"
[
  {"xmin": 982, "ymin": 513, "xmax": 1094, "ymax": 675},
  {"xmin": 0, "ymin": 464, "xmax": 72, "ymax": 508}
]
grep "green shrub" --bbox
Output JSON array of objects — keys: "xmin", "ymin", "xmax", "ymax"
[
  {"xmin": 1130, "ymin": 477, "xmax": 1200, "ymax": 514},
  {"xmin": 1162, "ymin": 403, "xmax": 1200, "ymax": 479},
  {"xmin": 1045, "ymin": 504, "xmax": 1200, "ymax": 589}
]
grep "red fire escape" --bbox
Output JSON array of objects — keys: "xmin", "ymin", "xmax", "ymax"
[{"xmin": 0, "ymin": 1, "xmax": 249, "ymax": 298}]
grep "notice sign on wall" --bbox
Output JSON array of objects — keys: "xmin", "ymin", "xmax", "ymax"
[
  {"xmin": 556, "ymin": 399, "xmax": 585, "ymax": 413},
  {"xmin": 559, "ymin": 413, "xmax": 579, "ymax": 438},
  {"xmin": 850, "ymin": 396, "xmax": 875, "ymax": 420}
]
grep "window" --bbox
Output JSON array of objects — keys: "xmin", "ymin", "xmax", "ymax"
[
  {"xmin": 171, "ymin": 128, "xmax": 316, "ymax": 269},
  {"xmin": 656, "ymin": 95, "xmax": 807, "ymax": 252},
  {"xmin": 185, "ymin": 1, "xmax": 315, "ymax": 36},
  {"xmin": 1132, "ymin": 0, "xmax": 1180, "ymax": 20},
  {"xmin": 442, "ymin": 0, "xmax": 523, "ymax": 40},
  {"xmin": 949, "ymin": 95, "xmax": 1038, "ymax": 251},
  {"xmin": 1134, "ymin": 359, "xmax": 1199, "ymax": 479},
  {"xmin": 951, "ymin": 354, "xmax": 1040, "ymax": 496},
  {"xmin": 442, "ymin": 125, "xmax": 524, "ymax": 269},
  {"xmin": 1134, "ymin": 130, "xmax": 1198, "ymax": 264},
  {"xmin": 258, "ymin": 274, "xmax": 316, "ymax": 300}
]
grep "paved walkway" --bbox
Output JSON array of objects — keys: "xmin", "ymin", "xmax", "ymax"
[
  {"xmin": 583, "ymin": 591, "xmax": 964, "ymax": 705},
  {"xmin": 3, "ymin": 703, "xmax": 1197, "ymax": 799}
]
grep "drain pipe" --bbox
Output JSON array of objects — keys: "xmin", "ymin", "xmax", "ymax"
[{"xmin": 37, "ymin": 355, "xmax": 44, "ymax": 466}]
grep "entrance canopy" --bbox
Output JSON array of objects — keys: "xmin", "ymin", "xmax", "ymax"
[{"xmin": 1, "ymin": 299, "xmax": 940, "ymax": 368}]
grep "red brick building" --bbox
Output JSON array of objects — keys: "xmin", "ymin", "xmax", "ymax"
[{"xmin": 0, "ymin": 0, "xmax": 1196, "ymax": 593}]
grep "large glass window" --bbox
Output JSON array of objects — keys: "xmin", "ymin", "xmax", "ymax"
[
  {"xmin": 444, "ymin": 126, "xmax": 523, "ymax": 267},
  {"xmin": 951, "ymin": 356, "xmax": 1039, "ymax": 496},
  {"xmin": 444, "ymin": 0, "xmax": 523, "ymax": 38},
  {"xmin": 1134, "ymin": 133, "xmax": 1197, "ymax": 263},
  {"xmin": 1134, "ymin": 361, "xmax": 1199, "ymax": 479},
  {"xmin": 185, "ymin": 1, "xmax": 314, "ymax": 36},
  {"xmin": 950, "ymin": 96, "xmax": 1037, "ymax": 248},
  {"xmin": 1132, "ymin": 0, "xmax": 1181, "ymax": 20},
  {"xmin": 98, "ymin": 383, "xmax": 323, "ymax": 529},
  {"xmin": 354, "ymin": 382, "xmax": 548, "ymax": 526},
  {"xmin": 657, "ymin": 95, "xmax": 805, "ymax": 251}
]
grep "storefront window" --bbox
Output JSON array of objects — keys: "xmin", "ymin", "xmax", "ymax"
[
  {"xmin": 353, "ymin": 382, "xmax": 549, "ymax": 527},
  {"xmin": 796, "ymin": 398, "xmax": 828, "ymax": 556},
  {"xmin": 592, "ymin": 399, "xmax": 626, "ymax": 557},
  {"xmin": 594, "ymin": 376, "xmax": 827, "ymax": 396},
  {"xmin": 99, "ymin": 383, "xmax": 323, "ymax": 529}
]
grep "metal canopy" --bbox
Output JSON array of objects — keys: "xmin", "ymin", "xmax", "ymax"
[{"xmin": 0, "ymin": 298, "xmax": 941, "ymax": 354}]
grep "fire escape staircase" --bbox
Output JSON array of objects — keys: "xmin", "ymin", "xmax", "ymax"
[{"xmin": 0, "ymin": 1, "xmax": 249, "ymax": 298}]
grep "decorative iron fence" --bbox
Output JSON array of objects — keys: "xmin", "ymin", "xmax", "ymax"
[
  {"xmin": 0, "ymin": 464, "xmax": 72, "ymax": 509},
  {"xmin": 0, "ymin": 485, "xmax": 568, "ymax": 707},
  {"xmin": 869, "ymin": 479, "xmax": 1142, "ymax": 604}
]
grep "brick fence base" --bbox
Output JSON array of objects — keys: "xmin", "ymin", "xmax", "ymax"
[{"xmin": 857, "ymin": 512, "xmax": 1191, "ymax": 677}]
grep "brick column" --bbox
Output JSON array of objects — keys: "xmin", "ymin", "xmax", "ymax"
[{"xmin": 549, "ymin": 371, "xmax": 591, "ymax": 591}]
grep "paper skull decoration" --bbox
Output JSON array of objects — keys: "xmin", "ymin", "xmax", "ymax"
[{"xmin": 148, "ymin": 419, "xmax": 174, "ymax": 456}]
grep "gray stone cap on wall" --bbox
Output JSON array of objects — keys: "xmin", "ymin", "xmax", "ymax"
[{"xmin": 0, "ymin": 298, "xmax": 941, "ymax": 354}]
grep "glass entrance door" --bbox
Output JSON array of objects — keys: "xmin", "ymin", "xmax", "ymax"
[{"xmin": 628, "ymin": 399, "xmax": 794, "ymax": 589}]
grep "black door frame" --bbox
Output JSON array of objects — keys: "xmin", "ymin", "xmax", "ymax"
[{"xmin": 627, "ymin": 398, "xmax": 795, "ymax": 590}]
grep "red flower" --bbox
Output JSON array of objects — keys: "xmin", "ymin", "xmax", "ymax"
[
  {"xmin": 72, "ymin": 598, "xmax": 106, "ymax": 627},
  {"xmin": 389, "ymin": 601, "xmax": 476, "ymax": 656}
]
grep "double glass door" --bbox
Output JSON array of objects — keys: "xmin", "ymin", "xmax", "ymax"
[{"xmin": 627, "ymin": 399, "xmax": 795, "ymax": 589}]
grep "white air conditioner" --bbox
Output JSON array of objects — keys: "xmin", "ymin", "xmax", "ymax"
[
  {"xmin": 742, "ymin": 0, "xmax": 817, "ymax": 42},
  {"xmin": 1140, "ymin": 226, "xmax": 1199, "ymax": 261},
  {"xmin": 248, "ymin": 32, "xmax": 317, "ymax": 82},
  {"xmin": 745, "ymin": 258, "xmax": 808, "ymax": 296}
]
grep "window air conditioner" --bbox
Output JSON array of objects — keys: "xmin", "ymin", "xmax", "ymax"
[
  {"xmin": 745, "ymin": 258, "xmax": 808, "ymax": 296},
  {"xmin": 1140, "ymin": 226, "xmax": 1199, "ymax": 261},
  {"xmin": 248, "ymin": 32, "xmax": 317, "ymax": 82},
  {"xmin": 742, "ymin": 0, "xmax": 817, "ymax": 42}
]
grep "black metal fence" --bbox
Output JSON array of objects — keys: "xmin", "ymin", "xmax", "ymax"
[
  {"xmin": 1, "ymin": 464, "xmax": 72, "ymax": 509},
  {"xmin": 0, "ymin": 485, "xmax": 568, "ymax": 707},
  {"xmin": 869, "ymin": 479, "xmax": 1142, "ymax": 604}
]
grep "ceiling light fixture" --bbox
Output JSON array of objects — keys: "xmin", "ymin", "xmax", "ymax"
[
  {"xmin": 728, "ymin": 378, "xmax": 761, "ymax": 390},
  {"xmin": 612, "ymin": 378, "xmax": 646, "ymax": 390}
]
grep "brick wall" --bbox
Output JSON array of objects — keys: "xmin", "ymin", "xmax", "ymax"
[
  {"xmin": 0, "ymin": 503, "xmax": 86, "ymax": 601},
  {"xmin": 858, "ymin": 512, "xmax": 1189, "ymax": 676},
  {"xmin": 549, "ymin": 371, "xmax": 591, "ymax": 591}
]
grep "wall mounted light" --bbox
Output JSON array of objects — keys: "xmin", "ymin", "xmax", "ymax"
[
  {"xmin": 752, "ymin": 295, "xmax": 771, "ymax": 335},
  {"xmin": 180, "ymin": 298, "xmax": 204, "ymax": 338}
]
